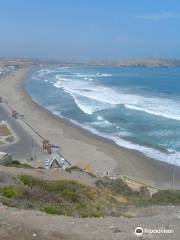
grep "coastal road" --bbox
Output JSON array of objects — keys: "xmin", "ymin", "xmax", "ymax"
[{"xmin": 0, "ymin": 104, "xmax": 48, "ymax": 164}]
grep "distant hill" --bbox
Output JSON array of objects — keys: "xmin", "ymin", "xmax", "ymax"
[
  {"xmin": 88, "ymin": 59, "xmax": 180, "ymax": 68},
  {"xmin": 1, "ymin": 58, "xmax": 180, "ymax": 68}
]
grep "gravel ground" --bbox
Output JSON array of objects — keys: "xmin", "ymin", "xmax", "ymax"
[{"xmin": 0, "ymin": 204, "xmax": 179, "ymax": 240}]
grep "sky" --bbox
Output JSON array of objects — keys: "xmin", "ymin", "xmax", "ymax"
[{"xmin": 0, "ymin": 0, "xmax": 180, "ymax": 61}]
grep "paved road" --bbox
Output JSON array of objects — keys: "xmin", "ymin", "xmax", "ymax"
[{"xmin": 0, "ymin": 104, "xmax": 48, "ymax": 163}]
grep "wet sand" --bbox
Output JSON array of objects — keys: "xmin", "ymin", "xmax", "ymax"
[{"xmin": 0, "ymin": 67, "xmax": 180, "ymax": 189}]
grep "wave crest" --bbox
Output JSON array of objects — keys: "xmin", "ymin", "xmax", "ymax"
[{"xmin": 53, "ymin": 75, "xmax": 180, "ymax": 121}]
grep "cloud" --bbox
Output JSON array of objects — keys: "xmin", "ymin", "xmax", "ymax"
[{"xmin": 137, "ymin": 12, "xmax": 178, "ymax": 20}]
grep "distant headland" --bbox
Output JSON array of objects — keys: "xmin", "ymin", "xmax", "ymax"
[
  {"xmin": 88, "ymin": 58, "xmax": 180, "ymax": 68},
  {"xmin": 1, "ymin": 57, "xmax": 180, "ymax": 68}
]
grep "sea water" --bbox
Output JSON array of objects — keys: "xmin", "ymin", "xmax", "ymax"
[{"xmin": 25, "ymin": 66, "xmax": 180, "ymax": 166}]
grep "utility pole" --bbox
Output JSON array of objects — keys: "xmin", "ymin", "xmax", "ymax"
[{"xmin": 31, "ymin": 139, "xmax": 35, "ymax": 161}]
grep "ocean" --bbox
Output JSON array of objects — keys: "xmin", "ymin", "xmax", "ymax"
[{"xmin": 25, "ymin": 66, "xmax": 180, "ymax": 166}]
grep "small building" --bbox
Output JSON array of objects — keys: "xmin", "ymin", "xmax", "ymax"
[{"xmin": 45, "ymin": 153, "xmax": 66, "ymax": 170}]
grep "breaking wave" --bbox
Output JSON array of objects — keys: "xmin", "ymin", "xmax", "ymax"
[
  {"xmin": 26, "ymin": 67, "xmax": 180, "ymax": 166},
  {"xmin": 53, "ymin": 75, "xmax": 180, "ymax": 121}
]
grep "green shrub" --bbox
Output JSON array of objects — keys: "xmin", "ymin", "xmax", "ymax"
[
  {"xmin": 60, "ymin": 189, "xmax": 80, "ymax": 202},
  {"xmin": 95, "ymin": 179, "xmax": 140, "ymax": 197},
  {"xmin": 19, "ymin": 175, "xmax": 95, "ymax": 203},
  {"xmin": 151, "ymin": 190, "xmax": 180, "ymax": 205},
  {"xmin": 0, "ymin": 186, "xmax": 21, "ymax": 198},
  {"xmin": 19, "ymin": 175, "xmax": 37, "ymax": 188},
  {"xmin": 79, "ymin": 209, "xmax": 102, "ymax": 218},
  {"xmin": 1, "ymin": 198, "xmax": 17, "ymax": 207},
  {"xmin": 40, "ymin": 203, "xmax": 102, "ymax": 217},
  {"xmin": 41, "ymin": 203, "xmax": 76, "ymax": 216}
]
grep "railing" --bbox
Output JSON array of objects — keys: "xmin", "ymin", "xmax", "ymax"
[{"xmin": 0, "ymin": 96, "xmax": 72, "ymax": 167}]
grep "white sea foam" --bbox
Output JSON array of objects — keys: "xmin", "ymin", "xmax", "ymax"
[
  {"xmin": 93, "ymin": 129, "xmax": 180, "ymax": 166},
  {"xmin": 75, "ymin": 73, "xmax": 112, "ymax": 78},
  {"xmin": 38, "ymin": 67, "xmax": 70, "ymax": 77},
  {"xmin": 30, "ymin": 68, "xmax": 180, "ymax": 166},
  {"xmin": 53, "ymin": 75, "xmax": 180, "ymax": 121},
  {"xmin": 92, "ymin": 116, "xmax": 112, "ymax": 126},
  {"xmin": 97, "ymin": 116, "xmax": 103, "ymax": 121},
  {"xmin": 113, "ymin": 135, "xmax": 180, "ymax": 166},
  {"xmin": 48, "ymin": 106, "xmax": 180, "ymax": 166},
  {"xmin": 91, "ymin": 121, "xmax": 112, "ymax": 128},
  {"xmin": 124, "ymin": 101, "xmax": 180, "ymax": 121},
  {"xmin": 38, "ymin": 69, "xmax": 56, "ymax": 76},
  {"xmin": 72, "ymin": 119, "xmax": 180, "ymax": 166},
  {"xmin": 66, "ymin": 91, "xmax": 111, "ymax": 114},
  {"xmin": 101, "ymin": 73, "xmax": 112, "ymax": 77},
  {"xmin": 65, "ymin": 119, "xmax": 180, "ymax": 166},
  {"xmin": 117, "ymin": 131, "xmax": 132, "ymax": 137}
]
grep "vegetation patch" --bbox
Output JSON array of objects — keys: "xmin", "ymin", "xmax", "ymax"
[
  {"xmin": 95, "ymin": 178, "xmax": 151, "ymax": 206},
  {"xmin": 0, "ymin": 175, "xmax": 119, "ymax": 217},
  {"xmin": 0, "ymin": 186, "xmax": 21, "ymax": 198},
  {"xmin": 0, "ymin": 174, "xmax": 180, "ymax": 218},
  {"xmin": 151, "ymin": 190, "xmax": 180, "ymax": 205},
  {"xmin": 96, "ymin": 178, "xmax": 139, "ymax": 197},
  {"xmin": 4, "ymin": 160, "xmax": 34, "ymax": 169},
  {"xmin": 40, "ymin": 203, "xmax": 101, "ymax": 218}
]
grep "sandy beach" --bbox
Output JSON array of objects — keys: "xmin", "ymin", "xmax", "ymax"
[{"xmin": 0, "ymin": 67, "xmax": 180, "ymax": 189}]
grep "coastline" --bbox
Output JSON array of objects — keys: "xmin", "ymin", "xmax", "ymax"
[{"xmin": 1, "ymin": 67, "xmax": 180, "ymax": 189}]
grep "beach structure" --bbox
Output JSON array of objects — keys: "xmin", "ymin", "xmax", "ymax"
[
  {"xmin": 43, "ymin": 139, "xmax": 49, "ymax": 150},
  {"xmin": 45, "ymin": 153, "xmax": 66, "ymax": 169},
  {"xmin": 46, "ymin": 143, "xmax": 60, "ymax": 155},
  {"xmin": 0, "ymin": 97, "xmax": 2, "ymax": 103},
  {"xmin": 11, "ymin": 110, "xmax": 24, "ymax": 119},
  {"xmin": 12, "ymin": 110, "xmax": 18, "ymax": 118},
  {"xmin": 47, "ymin": 143, "xmax": 53, "ymax": 154}
]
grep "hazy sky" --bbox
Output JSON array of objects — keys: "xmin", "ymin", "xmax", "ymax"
[{"xmin": 0, "ymin": 0, "xmax": 179, "ymax": 60}]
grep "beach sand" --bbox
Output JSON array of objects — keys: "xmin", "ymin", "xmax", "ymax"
[{"xmin": 0, "ymin": 67, "xmax": 180, "ymax": 189}]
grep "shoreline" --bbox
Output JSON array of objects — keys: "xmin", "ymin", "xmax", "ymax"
[
  {"xmin": 1, "ymin": 67, "xmax": 180, "ymax": 189},
  {"xmin": 25, "ymin": 84, "xmax": 177, "ymax": 166}
]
